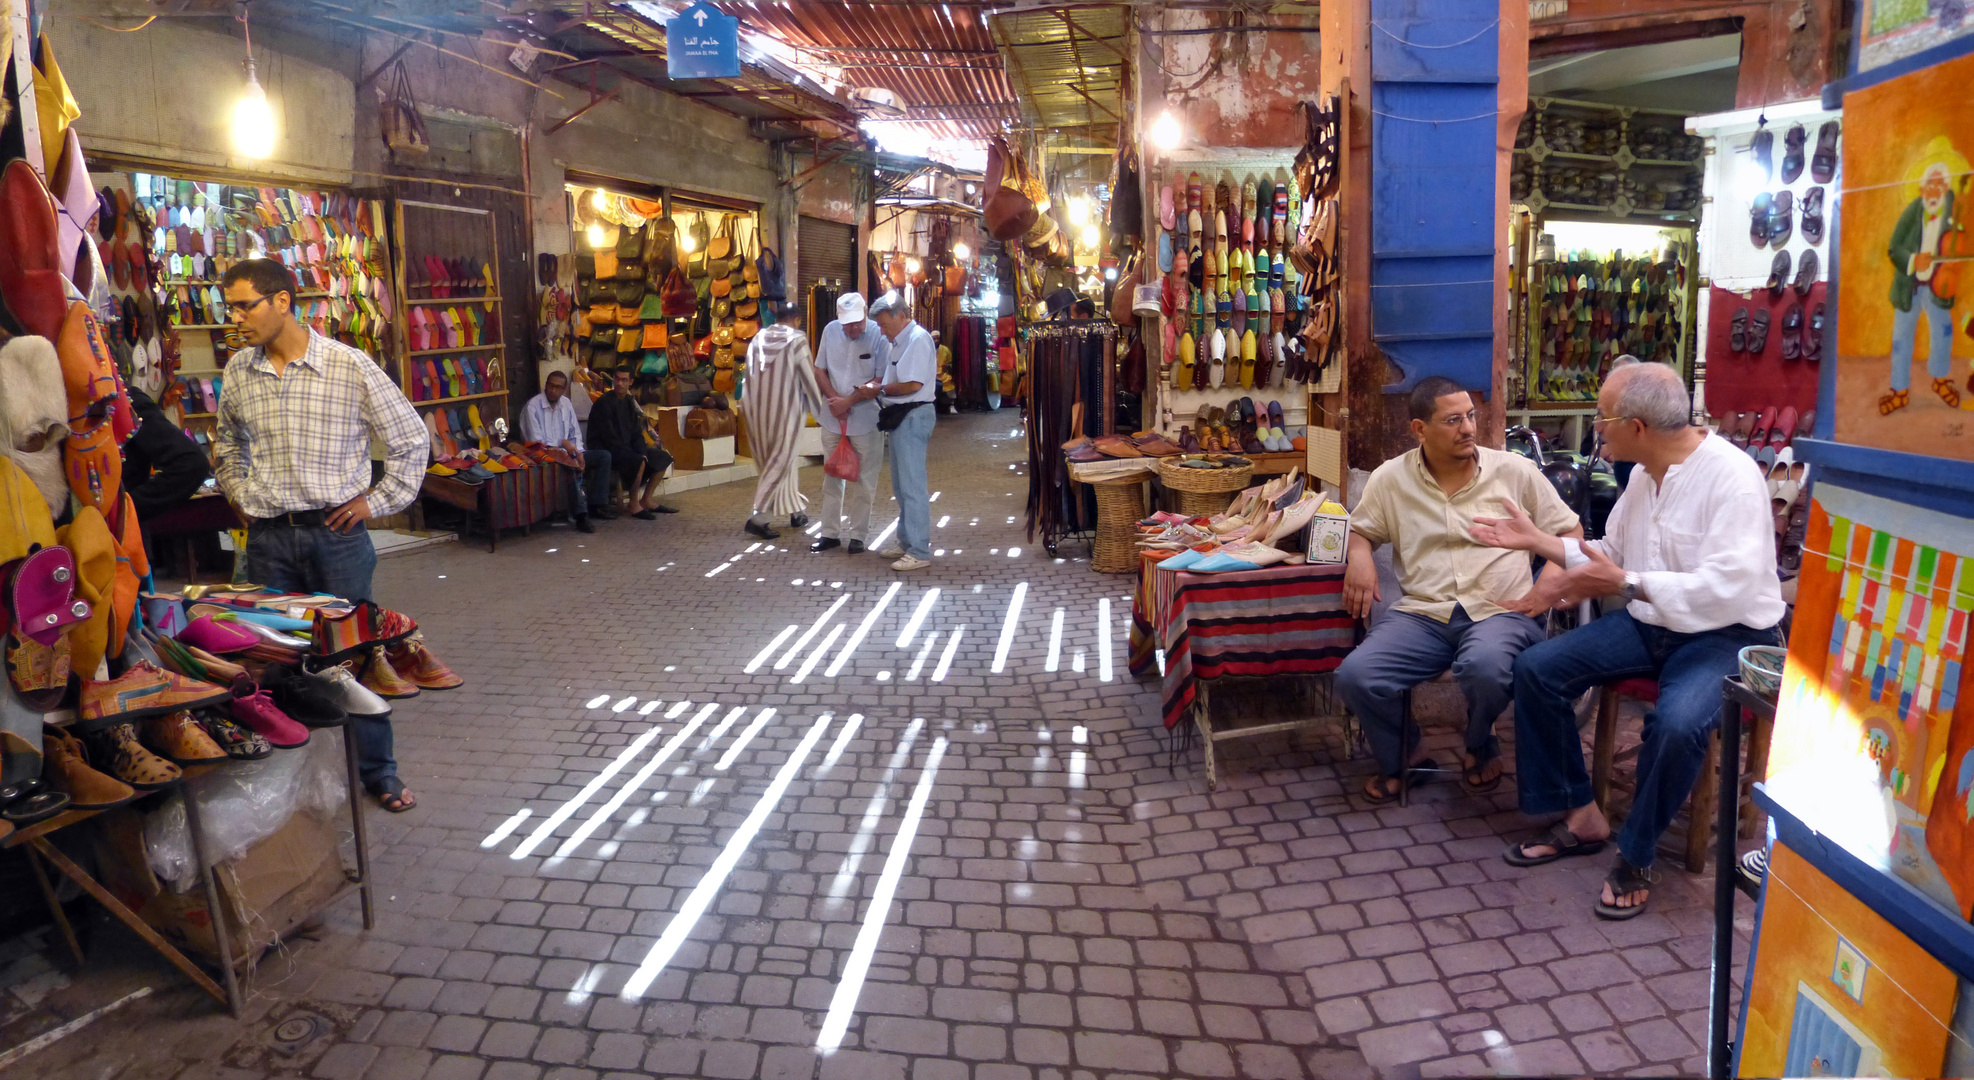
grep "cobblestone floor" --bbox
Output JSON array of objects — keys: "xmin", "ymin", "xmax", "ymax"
[{"xmin": 16, "ymin": 409, "xmax": 1755, "ymax": 1080}]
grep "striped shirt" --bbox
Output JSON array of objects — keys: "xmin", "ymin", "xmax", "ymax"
[{"xmin": 213, "ymin": 330, "xmax": 427, "ymax": 520}]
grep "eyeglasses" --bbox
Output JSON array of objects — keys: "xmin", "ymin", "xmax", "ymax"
[
  {"xmin": 1591, "ymin": 414, "xmax": 1635, "ymax": 428},
  {"xmin": 225, "ymin": 294, "xmax": 275, "ymax": 316},
  {"xmin": 1434, "ymin": 409, "xmax": 1478, "ymax": 429}
]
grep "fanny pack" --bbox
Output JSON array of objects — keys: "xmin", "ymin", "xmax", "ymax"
[{"xmin": 877, "ymin": 400, "xmax": 928, "ymax": 432}]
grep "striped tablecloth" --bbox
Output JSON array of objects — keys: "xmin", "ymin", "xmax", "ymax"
[{"xmin": 1138, "ymin": 560, "xmax": 1356, "ymax": 729}]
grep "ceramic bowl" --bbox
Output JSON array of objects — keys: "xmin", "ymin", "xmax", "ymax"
[{"xmin": 1739, "ymin": 645, "xmax": 1787, "ymax": 700}]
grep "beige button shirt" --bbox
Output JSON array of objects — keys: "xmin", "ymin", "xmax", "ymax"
[{"xmin": 1351, "ymin": 446, "xmax": 1581, "ymax": 623}]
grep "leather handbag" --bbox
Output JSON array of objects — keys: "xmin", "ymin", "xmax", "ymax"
[
  {"xmin": 712, "ymin": 344, "xmax": 736, "ymax": 370},
  {"xmin": 707, "ymin": 214, "xmax": 734, "ymax": 261},
  {"xmin": 735, "ymin": 319, "xmax": 759, "ymax": 340},
  {"xmin": 616, "ymin": 326, "xmax": 640, "ymax": 353},
  {"xmin": 684, "ymin": 403, "xmax": 736, "ymax": 439},
  {"xmin": 983, "ymin": 137, "xmax": 1036, "ymax": 241},
  {"xmin": 712, "ymin": 368, "xmax": 736, "ymax": 395},
  {"xmin": 944, "ymin": 264, "xmax": 966, "ymax": 292},
  {"xmin": 641, "ymin": 321, "xmax": 668, "ymax": 349},
  {"xmin": 661, "ymin": 266, "xmax": 696, "ymax": 317},
  {"xmin": 638, "ymin": 294, "xmax": 664, "ymax": 321},
  {"xmin": 638, "ymin": 349, "xmax": 669, "ymax": 378},
  {"xmin": 587, "ymin": 301, "xmax": 619, "ymax": 325},
  {"xmin": 735, "ymin": 299, "xmax": 758, "ymax": 319},
  {"xmin": 668, "ymin": 335, "xmax": 694, "ymax": 375},
  {"xmin": 594, "ymin": 250, "xmax": 619, "ymax": 279},
  {"xmin": 614, "ymin": 278, "xmax": 645, "ymax": 307},
  {"xmin": 574, "ymin": 253, "xmax": 596, "ymax": 279},
  {"xmin": 641, "ymin": 216, "xmax": 675, "ymax": 266},
  {"xmin": 711, "ymin": 272, "xmax": 731, "ymax": 298},
  {"xmin": 756, "ymin": 246, "xmax": 787, "ymax": 300},
  {"xmin": 616, "ymin": 222, "xmax": 644, "ymax": 259},
  {"xmin": 614, "ymin": 302, "xmax": 641, "ymax": 328}
]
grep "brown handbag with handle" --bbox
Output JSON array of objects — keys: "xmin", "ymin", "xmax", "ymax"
[
  {"xmin": 662, "ymin": 265, "xmax": 696, "ymax": 317},
  {"xmin": 684, "ymin": 402, "xmax": 736, "ymax": 439},
  {"xmin": 707, "ymin": 214, "xmax": 733, "ymax": 261},
  {"xmin": 983, "ymin": 137, "xmax": 1037, "ymax": 241}
]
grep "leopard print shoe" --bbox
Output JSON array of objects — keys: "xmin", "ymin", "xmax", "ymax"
[{"xmin": 92, "ymin": 722, "xmax": 183, "ymax": 789}]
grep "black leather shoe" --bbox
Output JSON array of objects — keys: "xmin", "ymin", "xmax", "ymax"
[
  {"xmin": 810, "ymin": 537, "xmax": 841, "ymax": 552},
  {"xmin": 575, "ymin": 516, "xmax": 596, "ymax": 534},
  {"xmin": 592, "ymin": 506, "xmax": 619, "ymax": 521},
  {"xmin": 790, "ymin": 512, "xmax": 810, "ymax": 529},
  {"xmin": 650, "ymin": 504, "xmax": 680, "ymax": 514},
  {"xmin": 745, "ymin": 519, "xmax": 780, "ymax": 540},
  {"xmin": 846, "ymin": 540, "xmax": 866, "ymax": 554}
]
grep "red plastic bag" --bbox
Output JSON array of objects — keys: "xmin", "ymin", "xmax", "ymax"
[{"xmin": 824, "ymin": 433, "xmax": 860, "ymax": 482}]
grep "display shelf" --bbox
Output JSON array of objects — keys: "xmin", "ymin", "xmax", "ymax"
[
  {"xmin": 410, "ymin": 390, "xmax": 508, "ymax": 406},
  {"xmin": 408, "ymin": 344, "xmax": 503, "ymax": 356},
  {"xmin": 404, "ymin": 295, "xmax": 499, "ymax": 306}
]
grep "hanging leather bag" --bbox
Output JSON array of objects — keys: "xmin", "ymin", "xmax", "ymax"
[
  {"xmin": 661, "ymin": 266, "xmax": 695, "ymax": 318},
  {"xmin": 983, "ymin": 137, "xmax": 1037, "ymax": 241},
  {"xmin": 756, "ymin": 246, "xmax": 787, "ymax": 301}
]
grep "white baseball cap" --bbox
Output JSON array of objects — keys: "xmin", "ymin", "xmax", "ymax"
[{"xmin": 837, "ymin": 292, "xmax": 867, "ymax": 321}]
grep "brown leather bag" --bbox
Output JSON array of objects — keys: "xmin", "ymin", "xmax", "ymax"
[
  {"xmin": 983, "ymin": 137, "xmax": 1037, "ymax": 241},
  {"xmin": 684, "ymin": 396, "xmax": 735, "ymax": 438},
  {"xmin": 661, "ymin": 266, "xmax": 696, "ymax": 317}
]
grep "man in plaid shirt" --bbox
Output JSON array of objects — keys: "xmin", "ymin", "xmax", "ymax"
[{"xmin": 216, "ymin": 258, "xmax": 427, "ymax": 808}]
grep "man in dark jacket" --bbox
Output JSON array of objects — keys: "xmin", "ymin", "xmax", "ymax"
[
  {"xmin": 123, "ymin": 386, "xmax": 212, "ymax": 522},
  {"xmin": 587, "ymin": 368, "xmax": 676, "ymax": 519}
]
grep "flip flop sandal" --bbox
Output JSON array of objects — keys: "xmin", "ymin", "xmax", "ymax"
[
  {"xmin": 1729, "ymin": 306, "xmax": 1747, "ymax": 353},
  {"xmin": 1779, "ymin": 123, "xmax": 1806, "ymax": 184},
  {"xmin": 1461, "ymin": 749, "xmax": 1505, "ymax": 793},
  {"xmin": 372, "ymin": 776, "xmax": 417, "ymax": 813},
  {"xmin": 1811, "ymin": 120, "xmax": 1839, "ymax": 184},
  {"xmin": 1749, "ymin": 191, "xmax": 1772, "ymax": 248},
  {"xmin": 1361, "ymin": 760, "xmax": 1436, "ymax": 805},
  {"xmin": 1801, "ymin": 186, "xmax": 1825, "ymax": 245},
  {"xmin": 1768, "ymin": 190, "xmax": 1794, "ymax": 248},
  {"xmin": 1504, "ymin": 821, "xmax": 1607, "ymax": 867},
  {"xmin": 0, "ymin": 778, "xmax": 70, "ymax": 826},
  {"xmin": 1779, "ymin": 304, "xmax": 1803, "ymax": 360},
  {"xmin": 1878, "ymin": 388, "xmax": 1909, "ymax": 415},
  {"xmin": 1751, "ymin": 127, "xmax": 1774, "ymax": 183},
  {"xmin": 1594, "ymin": 859, "xmax": 1658, "ymax": 921},
  {"xmin": 1748, "ymin": 308, "xmax": 1771, "ymax": 355},
  {"xmin": 1766, "ymin": 250, "xmax": 1791, "ymax": 298}
]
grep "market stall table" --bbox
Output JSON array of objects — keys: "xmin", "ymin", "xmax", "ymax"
[
  {"xmin": 420, "ymin": 463, "xmax": 567, "ymax": 552},
  {"xmin": 7, "ymin": 724, "xmax": 376, "ymax": 1017},
  {"xmin": 1131, "ymin": 556, "xmax": 1357, "ymax": 788}
]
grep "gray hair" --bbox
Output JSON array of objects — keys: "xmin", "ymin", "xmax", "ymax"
[
  {"xmin": 867, "ymin": 291, "xmax": 909, "ymax": 318},
  {"xmin": 1607, "ymin": 362, "xmax": 1690, "ymax": 431}
]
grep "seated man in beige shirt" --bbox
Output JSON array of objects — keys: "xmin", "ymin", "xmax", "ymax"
[{"xmin": 1338, "ymin": 376, "xmax": 1582, "ymax": 802}]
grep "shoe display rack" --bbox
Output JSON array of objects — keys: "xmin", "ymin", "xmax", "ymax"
[
  {"xmin": 1523, "ymin": 242, "xmax": 1693, "ymax": 404},
  {"xmin": 390, "ymin": 200, "xmax": 509, "ymax": 447},
  {"xmin": 109, "ymin": 172, "xmax": 396, "ymax": 455},
  {"xmin": 1512, "ymin": 98, "xmax": 1705, "ymax": 221}
]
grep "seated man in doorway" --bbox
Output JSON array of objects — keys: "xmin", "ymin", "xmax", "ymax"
[
  {"xmin": 1337, "ymin": 376, "xmax": 1583, "ymax": 803},
  {"xmin": 588, "ymin": 368, "xmax": 677, "ymax": 519},
  {"xmin": 520, "ymin": 370, "xmax": 612, "ymax": 534},
  {"xmin": 1476, "ymin": 361, "xmax": 1783, "ymax": 920}
]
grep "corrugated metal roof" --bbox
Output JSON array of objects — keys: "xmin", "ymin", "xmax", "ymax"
[{"xmin": 990, "ymin": 5, "xmax": 1128, "ymax": 147}]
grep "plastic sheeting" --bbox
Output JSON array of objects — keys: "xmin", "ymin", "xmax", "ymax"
[{"xmin": 143, "ymin": 733, "xmax": 350, "ymax": 892}]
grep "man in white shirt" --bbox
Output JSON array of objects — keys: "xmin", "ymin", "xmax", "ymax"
[
  {"xmin": 868, "ymin": 291, "xmax": 937, "ymax": 572},
  {"xmin": 1473, "ymin": 362, "xmax": 1784, "ymax": 920},
  {"xmin": 520, "ymin": 371, "xmax": 613, "ymax": 533},
  {"xmin": 810, "ymin": 292, "xmax": 888, "ymax": 554}
]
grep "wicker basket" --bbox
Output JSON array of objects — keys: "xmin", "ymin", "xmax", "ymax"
[
  {"xmin": 1158, "ymin": 458, "xmax": 1252, "ymax": 519},
  {"xmin": 1090, "ymin": 477, "xmax": 1147, "ymax": 574}
]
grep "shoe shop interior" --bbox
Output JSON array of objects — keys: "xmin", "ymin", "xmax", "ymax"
[{"xmin": 4, "ymin": 3, "xmax": 1974, "ymax": 1079}]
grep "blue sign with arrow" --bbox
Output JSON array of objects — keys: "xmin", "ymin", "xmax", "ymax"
[{"xmin": 668, "ymin": 3, "xmax": 740, "ymax": 80}]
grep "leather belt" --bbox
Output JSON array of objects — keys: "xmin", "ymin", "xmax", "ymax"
[{"xmin": 250, "ymin": 509, "xmax": 330, "ymax": 530}]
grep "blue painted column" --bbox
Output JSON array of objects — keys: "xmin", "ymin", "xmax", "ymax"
[{"xmin": 1368, "ymin": 0, "xmax": 1503, "ymax": 395}]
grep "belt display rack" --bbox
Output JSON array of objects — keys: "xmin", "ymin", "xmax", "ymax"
[{"xmin": 1024, "ymin": 322, "xmax": 1115, "ymax": 554}]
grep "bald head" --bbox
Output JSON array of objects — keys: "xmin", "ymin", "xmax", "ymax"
[{"xmin": 1605, "ymin": 362, "xmax": 1690, "ymax": 431}]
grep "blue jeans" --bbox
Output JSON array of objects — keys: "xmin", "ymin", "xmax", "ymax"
[
  {"xmin": 1336, "ymin": 606, "xmax": 1544, "ymax": 776},
  {"xmin": 246, "ymin": 523, "xmax": 395, "ymax": 787},
  {"xmin": 567, "ymin": 449, "xmax": 612, "ymax": 517},
  {"xmin": 1512, "ymin": 609, "xmax": 1780, "ymax": 868},
  {"xmin": 1889, "ymin": 284, "xmax": 1956, "ymax": 391},
  {"xmin": 886, "ymin": 404, "xmax": 934, "ymax": 559}
]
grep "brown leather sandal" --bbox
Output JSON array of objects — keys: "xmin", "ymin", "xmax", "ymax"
[
  {"xmin": 1878, "ymin": 388, "xmax": 1909, "ymax": 415},
  {"xmin": 1934, "ymin": 377, "xmax": 1961, "ymax": 409}
]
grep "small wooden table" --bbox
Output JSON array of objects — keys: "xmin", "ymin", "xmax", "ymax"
[{"xmin": 420, "ymin": 464, "xmax": 567, "ymax": 552}]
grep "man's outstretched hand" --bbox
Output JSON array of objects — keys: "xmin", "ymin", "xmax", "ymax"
[{"xmin": 1472, "ymin": 500, "xmax": 1544, "ymax": 551}]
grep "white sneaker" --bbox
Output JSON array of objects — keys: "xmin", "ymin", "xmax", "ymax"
[
  {"xmin": 873, "ymin": 544, "xmax": 904, "ymax": 559},
  {"xmin": 891, "ymin": 555, "xmax": 930, "ymax": 572}
]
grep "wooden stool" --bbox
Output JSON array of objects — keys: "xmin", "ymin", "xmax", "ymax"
[
  {"xmin": 1590, "ymin": 678, "xmax": 1774, "ymax": 873},
  {"xmin": 615, "ymin": 459, "xmax": 647, "ymax": 511}
]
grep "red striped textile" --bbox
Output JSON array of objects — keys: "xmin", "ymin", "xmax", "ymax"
[{"xmin": 1156, "ymin": 562, "xmax": 1355, "ymax": 729}]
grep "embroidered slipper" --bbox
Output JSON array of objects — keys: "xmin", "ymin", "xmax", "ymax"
[{"xmin": 1504, "ymin": 821, "xmax": 1608, "ymax": 867}]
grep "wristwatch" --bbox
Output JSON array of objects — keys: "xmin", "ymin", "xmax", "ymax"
[{"xmin": 1620, "ymin": 571, "xmax": 1642, "ymax": 602}]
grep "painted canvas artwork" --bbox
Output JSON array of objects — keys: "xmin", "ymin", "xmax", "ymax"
[
  {"xmin": 1737, "ymin": 843, "xmax": 1959, "ymax": 1077},
  {"xmin": 1858, "ymin": 0, "xmax": 1974, "ymax": 72},
  {"xmin": 1834, "ymin": 46, "xmax": 1974, "ymax": 461},
  {"xmin": 1765, "ymin": 483, "xmax": 1974, "ymax": 917}
]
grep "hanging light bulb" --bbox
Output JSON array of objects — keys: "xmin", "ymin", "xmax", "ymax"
[
  {"xmin": 1150, "ymin": 109, "xmax": 1182, "ymax": 151},
  {"xmin": 906, "ymin": 257, "xmax": 922, "ymax": 274},
  {"xmin": 592, "ymin": 188, "xmax": 609, "ymax": 211},
  {"xmin": 232, "ymin": 60, "xmax": 277, "ymax": 159},
  {"xmin": 586, "ymin": 222, "xmax": 608, "ymax": 249},
  {"xmin": 954, "ymin": 242, "xmax": 971, "ymax": 261},
  {"xmin": 679, "ymin": 228, "xmax": 696, "ymax": 252},
  {"xmin": 1081, "ymin": 224, "xmax": 1099, "ymax": 249},
  {"xmin": 1068, "ymin": 196, "xmax": 1090, "ymax": 227}
]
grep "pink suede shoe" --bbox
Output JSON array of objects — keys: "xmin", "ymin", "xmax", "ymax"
[
  {"xmin": 225, "ymin": 687, "xmax": 310, "ymax": 750},
  {"xmin": 177, "ymin": 613, "xmax": 260, "ymax": 655}
]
